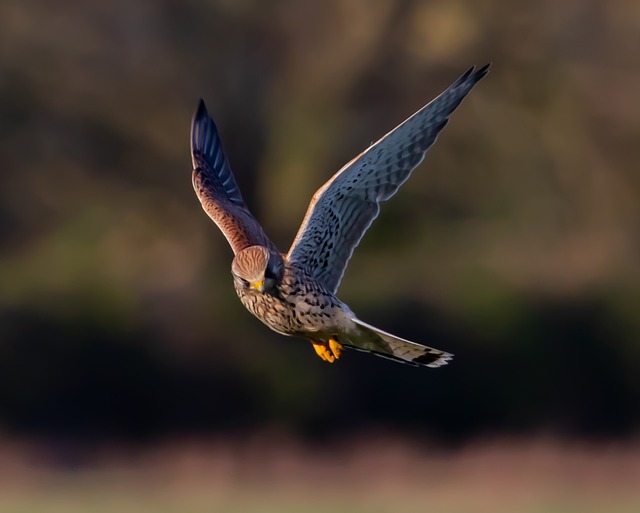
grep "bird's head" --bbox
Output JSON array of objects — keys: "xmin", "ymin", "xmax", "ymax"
[{"xmin": 232, "ymin": 246, "xmax": 284, "ymax": 294}]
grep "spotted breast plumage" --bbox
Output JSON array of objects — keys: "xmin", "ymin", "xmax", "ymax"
[{"xmin": 191, "ymin": 64, "xmax": 489, "ymax": 367}]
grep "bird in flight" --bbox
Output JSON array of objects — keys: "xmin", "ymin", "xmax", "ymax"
[{"xmin": 191, "ymin": 64, "xmax": 489, "ymax": 367}]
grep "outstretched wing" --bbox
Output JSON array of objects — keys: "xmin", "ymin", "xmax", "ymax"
[
  {"xmin": 287, "ymin": 65, "xmax": 489, "ymax": 293},
  {"xmin": 191, "ymin": 99, "xmax": 278, "ymax": 254}
]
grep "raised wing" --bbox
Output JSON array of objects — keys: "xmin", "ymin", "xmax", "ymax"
[
  {"xmin": 287, "ymin": 65, "xmax": 489, "ymax": 293},
  {"xmin": 191, "ymin": 99, "xmax": 278, "ymax": 254}
]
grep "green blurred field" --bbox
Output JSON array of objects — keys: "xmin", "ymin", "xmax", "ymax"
[{"xmin": 2, "ymin": 439, "xmax": 639, "ymax": 513}]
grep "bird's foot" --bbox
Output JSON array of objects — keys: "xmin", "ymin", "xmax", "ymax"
[
  {"xmin": 312, "ymin": 339, "xmax": 343, "ymax": 363},
  {"xmin": 312, "ymin": 341, "xmax": 335, "ymax": 362},
  {"xmin": 328, "ymin": 338, "xmax": 343, "ymax": 360}
]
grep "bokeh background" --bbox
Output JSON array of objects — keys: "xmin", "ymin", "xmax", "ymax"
[{"xmin": 1, "ymin": 0, "xmax": 639, "ymax": 511}]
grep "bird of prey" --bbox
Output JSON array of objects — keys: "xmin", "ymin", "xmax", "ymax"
[{"xmin": 191, "ymin": 64, "xmax": 489, "ymax": 367}]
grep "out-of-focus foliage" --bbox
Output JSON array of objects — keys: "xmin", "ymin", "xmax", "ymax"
[{"xmin": 1, "ymin": 0, "xmax": 639, "ymax": 442}]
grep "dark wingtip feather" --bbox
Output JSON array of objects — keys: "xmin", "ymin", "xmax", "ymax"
[
  {"xmin": 474, "ymin": 62, "xmax": 491, "ymax": 82},
  {"xmin": 456, "ymin": 63, "xmax": 491, "ymax": 88},
  {"xmin": 192, "ymin": 99, "xmax": 208, "ymax": 133},
  {"xmin": 458, "ymin": 65, "xmax": 476, "ymax": 83},
  {"xmin": 190, "ymin": 97, "xmax": 216, "ymax": 165},
  {"xmin": 191, "ymin": 98, "xmax": 207, "ymax": 161},
  {"xmin": 189, "ymin": 98, "xmax": 247, "ymax": 207}
]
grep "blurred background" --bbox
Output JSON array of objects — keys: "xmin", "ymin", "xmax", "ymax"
[{"xmin": 1, "ymin": 0, "xmax": 639, "ymax": 511}]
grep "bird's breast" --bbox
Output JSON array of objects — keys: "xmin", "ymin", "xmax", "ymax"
[{"xmin": 234, "ymin": 267, "xmax": 346, "ymax": 338}]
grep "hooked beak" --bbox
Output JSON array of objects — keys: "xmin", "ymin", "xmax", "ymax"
[{"xmin": 250, "ymin": 279, "xmax": 264, "ymax": 293}]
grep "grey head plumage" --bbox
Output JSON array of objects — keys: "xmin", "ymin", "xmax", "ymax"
[{"xmin": 231, "ymin": 246, "xmax": 284, "ymax": 294}]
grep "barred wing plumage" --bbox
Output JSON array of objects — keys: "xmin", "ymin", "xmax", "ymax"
[
  {"xmin": 287, "ymin": 65, "xmax": 489, "ymax": 294},
  {"xmin": 191, "ymin": 100, "xmax": 278, "ymax": 255}
]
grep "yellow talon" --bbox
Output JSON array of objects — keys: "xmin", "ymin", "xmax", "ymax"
[
  {"xmin": 328, "ymin": 339, "xmax": 343, "ymax": 360},
  {"xmin": 311, "ymin": 339, "xmax": 343, "ymax": 363},
  {"xmin": 312, "ymin": 341, "xmax": 334, "ymax": 363}
]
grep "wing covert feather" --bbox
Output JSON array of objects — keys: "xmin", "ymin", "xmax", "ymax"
[
  {"xmin": 191, "ymin": 100, "xmax": 277, "ymax": 254},
  {"xmin": 287, "ymin": 65, "xmax": 489, "ymax": 293}
]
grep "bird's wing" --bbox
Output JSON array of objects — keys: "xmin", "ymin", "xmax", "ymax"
[
  {"xmin": 287, "ymin": 65, "xmax": 489, "ymax": 293},
  {"xmin": 191, "ymin": 100, "xmax": 278, "ymax": 254}
]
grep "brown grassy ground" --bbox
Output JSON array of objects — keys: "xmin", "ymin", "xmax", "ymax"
[{"xmin": 0, "ymin": 437, "xmax": 639, "ymax": 513}]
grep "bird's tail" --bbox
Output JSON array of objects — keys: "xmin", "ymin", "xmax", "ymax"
[{"xmin": 345, "ymin": 317, "xmax": 453, "ymax": 368}]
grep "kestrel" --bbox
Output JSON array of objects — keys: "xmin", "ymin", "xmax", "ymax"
[{"xmin": 191, "ymin": 64, "xmax": 489, "ymax": 367}]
